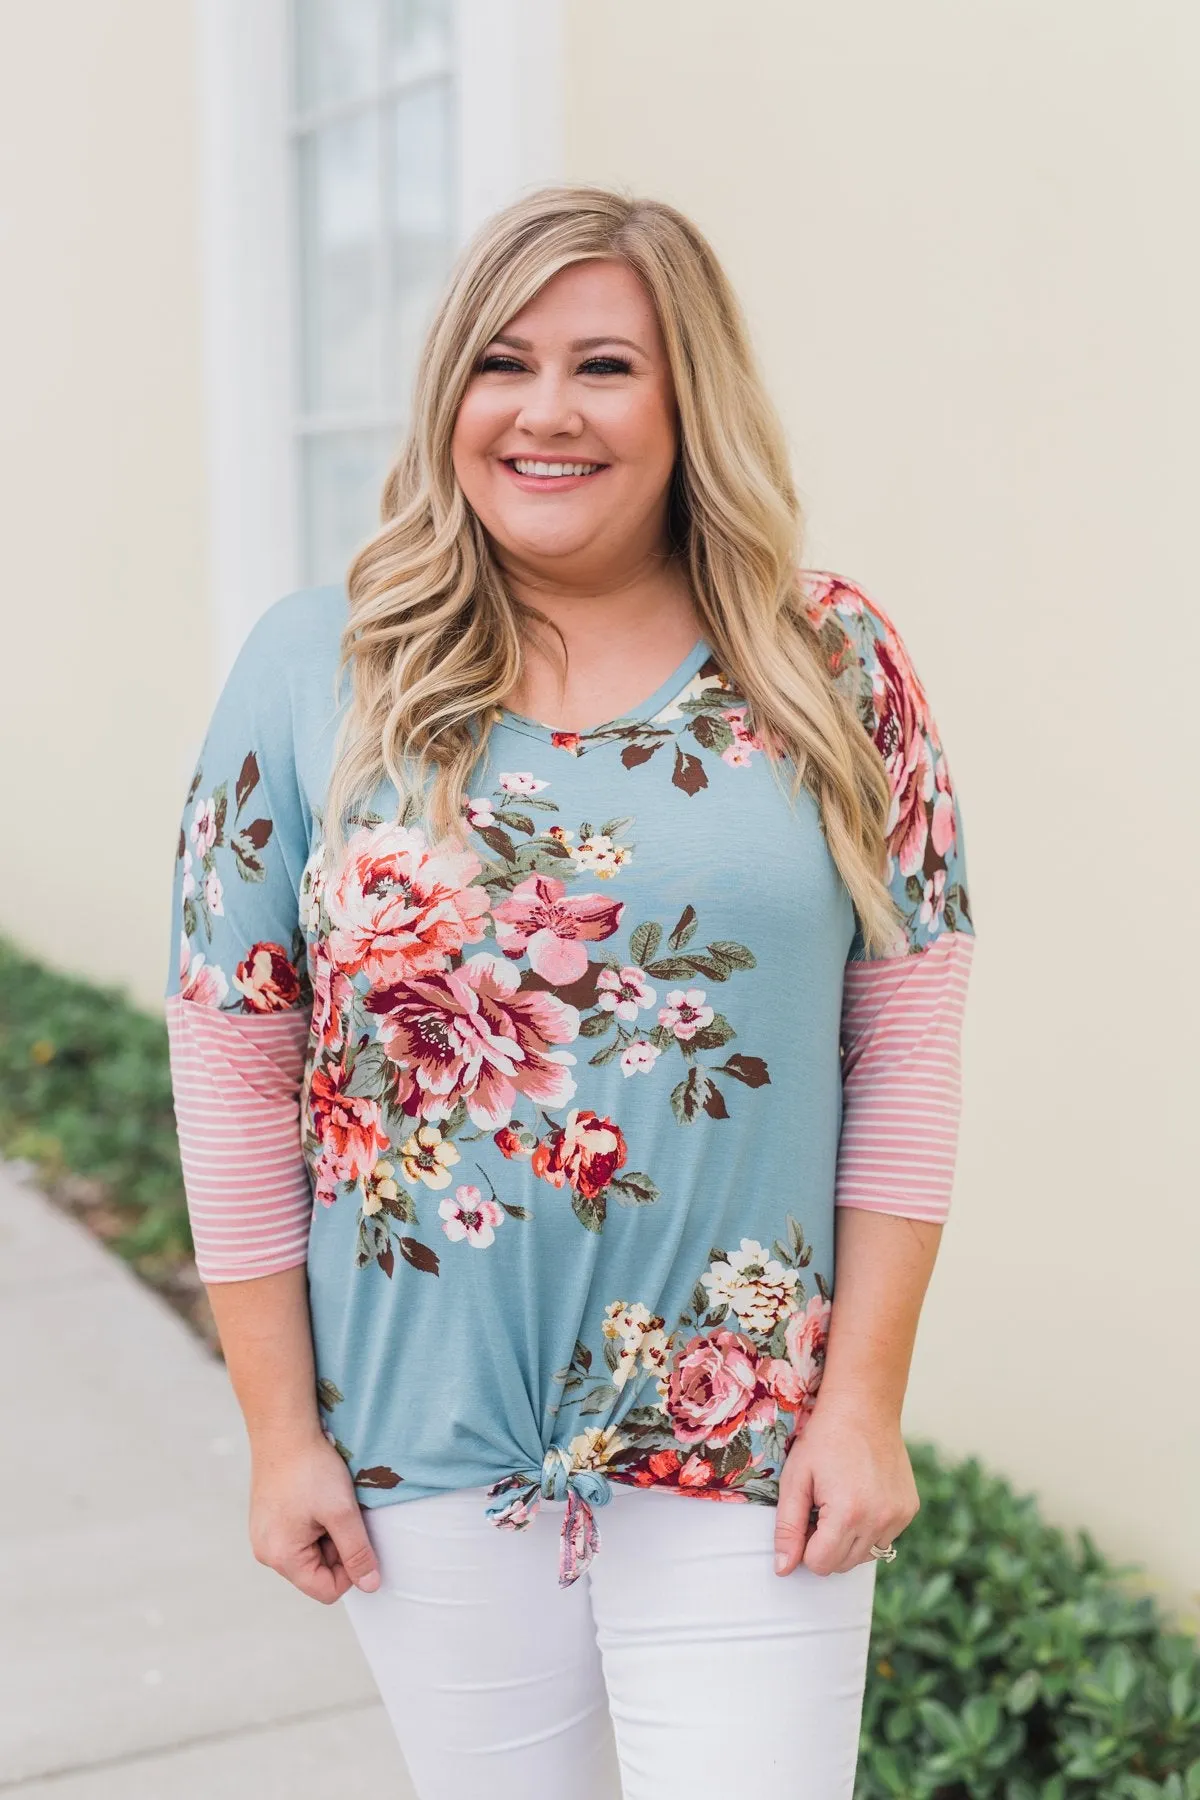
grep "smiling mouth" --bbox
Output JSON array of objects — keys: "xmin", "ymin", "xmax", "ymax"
[{"xmin": 502, "ymin": 458, "xmax": 608, "ymax": 478}]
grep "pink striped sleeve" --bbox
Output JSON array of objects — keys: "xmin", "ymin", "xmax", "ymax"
[
  {"xmin": 165, "ymin": 993, "xmax": 314, "ymax": 1282},
  {"xmin": 835, "ymin": 931, "xmax": 975, "ymax": 1224}
]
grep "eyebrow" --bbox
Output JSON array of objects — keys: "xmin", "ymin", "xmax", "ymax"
[{"xmin": 488, "ymin": 333, "xmax": 647, "ymax": 356}]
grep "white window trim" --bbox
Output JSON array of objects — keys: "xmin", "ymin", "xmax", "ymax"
[{"xmin": 194, "ymin": 0, "xmax": 566, "ymax": 680}]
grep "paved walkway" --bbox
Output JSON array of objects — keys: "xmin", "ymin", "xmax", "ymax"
[{"xmin": 0, "ymin": 1159, "xmax": 412, "ymax": 1796}]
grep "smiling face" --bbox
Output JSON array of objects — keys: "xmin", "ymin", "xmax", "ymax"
[{"xmin": 450, "ymin": 257, "xmax": 680, "ymax": 583}]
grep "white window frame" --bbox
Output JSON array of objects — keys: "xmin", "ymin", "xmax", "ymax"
[{"xmin": 194, "ymin": 0, "xmax": 565, "ymax": 678}]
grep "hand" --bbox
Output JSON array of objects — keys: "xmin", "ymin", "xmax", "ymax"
[
  {"xmin": 772, "ymin": 1401, "xmax": 919, "ymax": 1577},
  {"xmin": 248, "ymin": 1430, "xmax": 382, "ymax": 1604}
]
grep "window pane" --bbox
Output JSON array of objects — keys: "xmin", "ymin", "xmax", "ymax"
[
  {"xmin": 294, "ymin": 0, "xmax": 381, "ymax": 112},
  {"xmin": 301, "ymin": 430, "xmax": 401, "ymax": 587},
  {"xmin": 387, "ymin": 0, "xmax": 453, "ymax": 80},
  {"xmin": 298, "ymin": 112, "xmax": 381, "ymax": 415},
  {"xmin": 385, "ymin": 81, "xmax": 455, "ymax": 411}
]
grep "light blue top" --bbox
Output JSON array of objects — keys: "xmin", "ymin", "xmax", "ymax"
[{"xmin": 164, "ymin": 575, "xmax": 972, "ymax": 1584}]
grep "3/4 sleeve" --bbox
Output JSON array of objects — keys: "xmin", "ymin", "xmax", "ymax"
[
  {"xmin": 163, "ymin": 602, "xmax": 316, "ymax": 1282},
  {"xmin": 807, "ymin": 574, "xmax": 976, "ymax": 1225}
]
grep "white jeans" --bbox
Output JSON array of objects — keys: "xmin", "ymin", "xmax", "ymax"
[{"xmin": 341, "ymin": 1481, "xmax": 878, "ymax": 1800}]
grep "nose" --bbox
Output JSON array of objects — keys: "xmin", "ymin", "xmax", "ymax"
[{"xmin": 513, "ymin": 368, "xmax": 584, "ymax": 441}]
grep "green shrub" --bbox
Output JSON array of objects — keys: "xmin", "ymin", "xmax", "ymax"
[
  {"xmin": 0, "ymin": 934, "xmax": 189, "ymax": 1262},
  {"xmin": 858, "ymin": 1441, "xmax": 1200, "ymax": 1797}
]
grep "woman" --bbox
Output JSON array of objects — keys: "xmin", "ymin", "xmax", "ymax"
[{"xmin": 165, "ymin": 184, "xmax": 974, "ymax": 1799}]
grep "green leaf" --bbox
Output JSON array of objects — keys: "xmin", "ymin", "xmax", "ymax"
[
  {"xmin": 629, "ymin": 920, "xmax": 662, "ymax": 967},
  {"xmin": 609, "ymin": 1170, "xmax": 661, "ymax": 1205},
  {"xmin": 577, "ymin": 1008, "xmax": 615, "ymax": 1037},
  {"xmin": 706, "ymin": 940, "xmax": 756, "ymax": 970}
]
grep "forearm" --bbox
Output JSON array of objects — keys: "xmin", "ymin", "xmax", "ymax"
[
  {"xmin": 206, "ymin": 1263, "xmax": 324, "ymax": 1454},
  {"xmin": 815, "ymin": 1206, "xmax": 943, "ymax": 1425}
]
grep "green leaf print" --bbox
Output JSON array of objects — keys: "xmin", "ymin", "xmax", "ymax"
[
  {"xmin": 682, "ymin": 1013, "xmax": 735, "ymax": 1053},
  {"xmin": 571, "ymin": 1189, "xmax": 607, "ymax": 1233},
  {"xmin": 671, "ymin": 1067, "xmax": 728, "ymax": 1124},
  {"xmin": 492, "ymin": 809, "xmax": 535, "ymax": 835},
  {"xmin": 608, "ymin": 1171, "xmax": 660, "ymax": 1206},
  {"xmin": 687, "ymin": 712, "xmax": 736, "ymax": 755},
  {"xmin": 577, "ymin": 1010, "xmax": 615, "ymax": 1038},
  {"xmin": 316, "ymin": 1378, "xmax": 344, "ymax": 1412},
  {"xmin": 629, "ymin": 920, "xmax": 662, "ymax": 967},
  {"xmin": 707, "ymin": 940, "xmax": 757, "ymax": 972}
]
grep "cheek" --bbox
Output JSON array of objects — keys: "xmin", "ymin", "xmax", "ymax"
[
  {"xmin": 451, "ymin": 391, "xmax": 501, "ymax": 475},
  {"xmin": 607, "ymin": 383, "xmax": 676, "ymax": 465}
]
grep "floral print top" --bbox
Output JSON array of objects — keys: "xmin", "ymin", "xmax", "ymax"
[{"xmin": 164, "ymin": 570, "xmax": 974, "ymax": 1588}]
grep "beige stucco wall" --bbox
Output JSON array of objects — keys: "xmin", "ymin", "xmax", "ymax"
[
  {"xmin": 562, "ymin": 0, "xmax": 1199, "ymax": 1619},
  {"xmin": 0, "ymin": 1, "xmax": 211, "ymax": 1007},
  {"xmin": 2, "ymin": 1, "xmax": 1195, "ymax": 1620}
]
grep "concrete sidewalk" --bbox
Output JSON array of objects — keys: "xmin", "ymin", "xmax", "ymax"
[{"xmin": 0, "ymin": 1159, "xmax": 412, "ymax": 1796}]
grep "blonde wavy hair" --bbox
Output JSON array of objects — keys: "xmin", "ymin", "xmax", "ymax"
[{"xmin": 324, "ymin": 183, "xmax": 902, "ymax": 954}]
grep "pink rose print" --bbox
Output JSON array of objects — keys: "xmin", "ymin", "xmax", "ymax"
[
  {"xmin": 178, "ymin": 932, "xmax": 228, "ymax": 1007},
  {"xmin": 324, "ymin": 822, "xmax": 491, "ymax": 987},
  {"xmin": 493, "ymin": 1125, "xmax": 531, "ymax": 1159},
  {"xmin": 438, "ymin": 1184, "xmax": 505, "ymax": 1247},
  {"xmin": 658, "ymin": 987, "xmax": 714, "ymax": 1041},
  {"xmin": 931, "ymin": 753, "xmax": 957, "ymax": 858},
  {"xmin": 308, "ymin": 1061, "xmax": 392, "ymax": 1209},
  {"xmin": 596, "ymin": 965, "xmax": 656, "ymax": 1021},
  {"xmin": 760, "ymin": 1294, "xmax": 831, "ymax": 1420},
  {"xmin": 531, "ymin": 1108, "xmax": 627, "ymax": 1200},
  {"xmin": 918, "ymin": 868, "xmax": 947, "ymax": 929},
  {"xmin": 490, "ymin": 874, "xmax": 624, "ymax": 984},
  {"xmin": 665, "ymin": 1328, "xmax": 778, "ymax": 1448},
  {"xmin": 310, "ymin": 936, "xmax": 357, "ymax": 1055},
  {"xmin": 365, "ymin": 951, "xmax": 579, "ymax": 1130},
  {"xmin": 549, "ymin": 731, "xmax": 583, "ymax": 755},
  {"xmin": 873, "ymin": 637, "xmax": 934, "ymax": 879}
]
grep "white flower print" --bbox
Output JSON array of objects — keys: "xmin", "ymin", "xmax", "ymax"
[
  {"xmin": 597, "ymin": 965, "xmax": 657, "ymax": 1021},
  {"xmin": 700, "ymin": 1238, "xmax": 800, "ymax": 1334},
  {"xmin": 498, "ymin": 772, "xmax": 550, "ymax": 795},
  {"xmin": 573, "ymin": 833, "xmax": 631, "ymax": 877},
  {"xmin": 189, "ymin": 795, "xmax": 217, "ymax": 857},
  {"xmin": 400, "ymin": 1123, "xmax": 461, "ymax": 1190},
  {"xmin": 204, "ymin": 869, "xmax": 224, "ymax": 915},
  {"xmin": 465, "ymin": 795, "xmax": 497, "ymax": 828},
  {"xmin": 658, "ymin": 987, "xmax": 714, "ymax": 1041},
  {"xmin": 439, "ymin": 1183, "xmax": 505, "ymax": 1247},
  {"xmin": 619, "ymin": 1041, "xmax": 661, "ymax": 1077}
]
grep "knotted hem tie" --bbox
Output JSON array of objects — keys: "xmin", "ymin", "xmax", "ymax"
[{"xmin": 484, "ymin": 1446, "xmax": 613, "ymax": 1588}]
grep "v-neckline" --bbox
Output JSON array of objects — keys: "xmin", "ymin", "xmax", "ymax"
[{"xmin": 497, "ymin": 636, "xmax": 714, "ymax": 741}]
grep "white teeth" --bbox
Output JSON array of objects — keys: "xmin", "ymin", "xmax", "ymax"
[{"xmin": 510, "ymin": 460, "xmax": 601, "ymax": 477}]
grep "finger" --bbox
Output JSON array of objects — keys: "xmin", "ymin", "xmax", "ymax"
[
  {"xmin": 279, "ymin": 1536, "xmax": 351, "ymax": 1605},
  {"xmin": 801, "ymin": 1506, "xmax": 861, "ymax": 1577},
  {"xmin": 773, "ymin": 1464, "xmax": 817, "ymax": 1576},
  {"xmin": 324, "ymin": 1501, "xmax": 381, "ymax": 1593}
]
